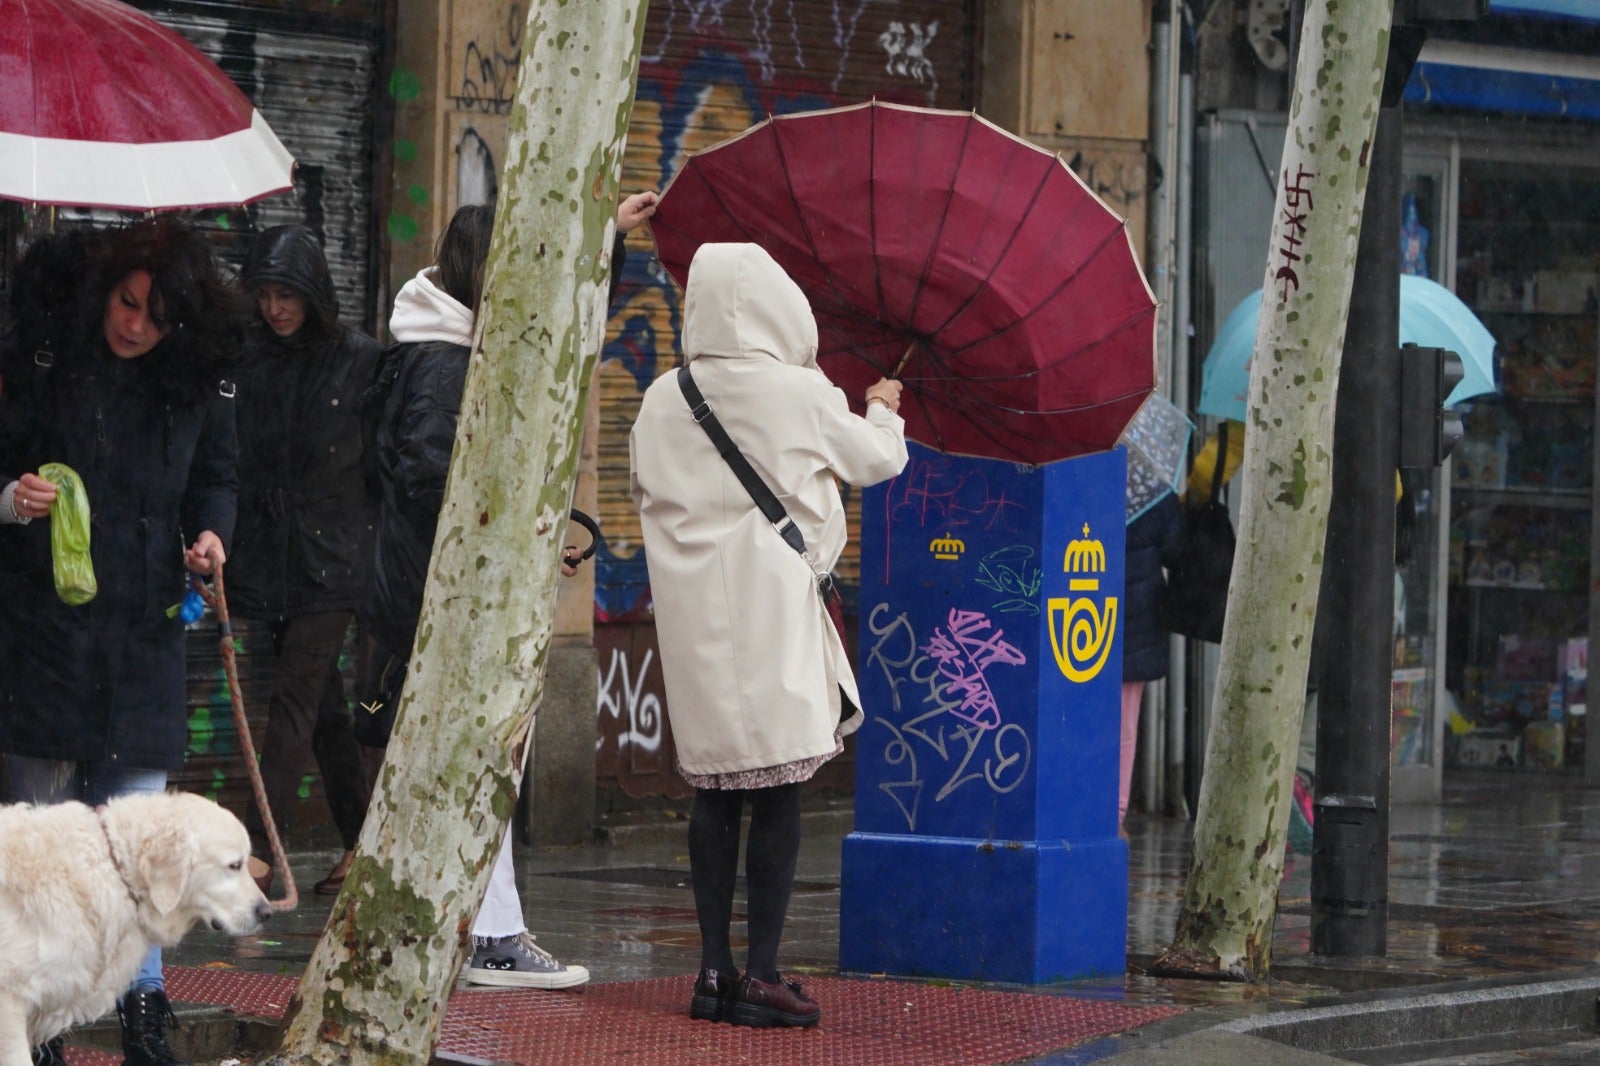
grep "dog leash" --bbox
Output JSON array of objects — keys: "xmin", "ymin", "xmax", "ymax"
[{"xmin": 189, "ymin": 567, "xmax": 299, "ymax": 913}]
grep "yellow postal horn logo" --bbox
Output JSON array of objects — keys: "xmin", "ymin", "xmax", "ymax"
[{"xmin": 1048, "ymin": 523, "xmax": 1117, "ymax": 682}]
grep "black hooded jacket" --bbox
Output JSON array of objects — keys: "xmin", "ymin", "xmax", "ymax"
[{"xmin": 227, "ymin": 226, "xmax": 381, "ymax": 620}]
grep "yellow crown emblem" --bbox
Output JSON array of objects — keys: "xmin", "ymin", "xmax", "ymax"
[
  {"xmin": 929, "ymin": 532, "xmax": 965, "ymax": 561},
  {"xmin": 1063, "ymin": 522, "xmax": 1106, "ymax": 591}
]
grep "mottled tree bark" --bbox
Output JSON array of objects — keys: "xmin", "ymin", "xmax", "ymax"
[
  {"xmin": 263, "ymin": 3, "xmax": 649, "ymax": 1061},
  {"xmin": 1151, "ymin": 0, "xmax": 1393, "ymax": 980}
]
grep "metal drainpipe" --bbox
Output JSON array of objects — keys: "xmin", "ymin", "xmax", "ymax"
[
  {"xmin": 1167, "ymin": 22, "xmax": 1195, "ymax": 818},
  {"xmin": 1141, "ymin": 0, "xmax": 1183, "ymax": 817}
]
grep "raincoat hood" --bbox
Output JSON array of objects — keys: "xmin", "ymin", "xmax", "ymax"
[
  {"xmin": 389, "ymin": 267, "xmax": 475, "ymax": 346},
  {"xmin": 682, "ymin": 243, "xmax": 818, "ymax": 370},
  {"xmin": 242, "ymin": 225, "xmax": 339, "ymax": 328}
]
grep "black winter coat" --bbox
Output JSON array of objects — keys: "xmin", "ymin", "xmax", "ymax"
[
  {"xmin": 0, "ymin": 338, "xmax": 238, "ymax": 769},
  {"xmin": 356, "ymin": 233, "xmax": 628, "ymax": 661},
  {"xmin": 1122, "ymin": 493, "xmax": 1185, "ymax": 683},
  {"xmin": 356, "ymin": 340, "xmax": 468, "ymax": 658},
  {"xmin": 227, "ymin": 228, "xmax": 381, "ymax": 620}
]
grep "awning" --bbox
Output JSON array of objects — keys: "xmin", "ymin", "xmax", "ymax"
[
  {"xmin": 1405, "ymin": 39, "xmax": 1600, "ymax": 120},
  {"xmin": 1490, "ymin": 0, "xmax": 1600, "ymax": 22}
]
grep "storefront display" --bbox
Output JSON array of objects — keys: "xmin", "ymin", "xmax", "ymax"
[{"xmin": 1445, "ymin": 163, "xmax": 1600, "ymax": 772}]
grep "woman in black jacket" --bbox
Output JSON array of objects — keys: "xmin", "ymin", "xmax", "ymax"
[
  {"xmin": 1119, "ymin": 492, "xmax": 1185, "ymax": 831},
  {"xmin": 229, "ymin": 225, "xmax": 381, "ymax": 898},
  {"xmin": 0, "ymin": 216, "xmax": 243, "ymax": 1066},
  {"xmin": 358, "ymin": 193, "xmax": 655, "ymax": 991}
]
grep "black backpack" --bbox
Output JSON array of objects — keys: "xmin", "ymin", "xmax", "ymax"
[{"xmin": 1161, "ymin": 421, "xmax": 1236, "ymax": 643}]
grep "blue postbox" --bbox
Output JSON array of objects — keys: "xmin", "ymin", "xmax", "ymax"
[{"xmin": 839, "ymin": 442, "xmax": 1128, "ymax": 983}]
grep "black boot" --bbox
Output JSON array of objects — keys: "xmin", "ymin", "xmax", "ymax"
[
  {"xmin": 30, "ymin": 1036, "xmax": 67, "ymax": 1066},
  {"xmin": 118, "ymin": 988, "xmax": 191, "ymax": 1066}
]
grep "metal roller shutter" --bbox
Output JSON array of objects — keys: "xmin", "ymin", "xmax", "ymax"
[
  {"xmin": 129, "ymin": 1, "xmax": 386, "ymax": 332},
  {"xmin": 598, "ymin": 0, "xmax": 981, "ymax": 624},
  {"xmin": 120, "ymin": 1, "xmax": 386, "ymax": 821},
  {"xmin": 593, "ymin": 0, "xmax": 980, "ymax": 796}
]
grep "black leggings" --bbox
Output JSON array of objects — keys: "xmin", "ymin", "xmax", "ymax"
[{"xmin": 687, "ymin": 782, "xmax": 803, "ymax": 983}]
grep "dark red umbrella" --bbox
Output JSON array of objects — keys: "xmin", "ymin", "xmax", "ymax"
[
  {"xmin": 651, "ymin": 100, "xmax": 1157, "ymax": 465},
  {"xmin": 0, "ymin": 0, "xmax": 294, "ymax": 210}
]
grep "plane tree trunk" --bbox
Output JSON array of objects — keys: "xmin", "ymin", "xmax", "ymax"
[
  {"xmin": 1151, "ymin": 0, "xmax": 1394, "ymax": 981},
  {"xmin": 262, "ymin": 3, "xmax": 650, "ymax": 1061}
]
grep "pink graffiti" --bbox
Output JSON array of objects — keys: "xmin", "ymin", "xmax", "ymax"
[
  {"xmin": 884, "ymin": 456, "xmax": 1030, "ymax": 534},
  {"xmin": 920, "ymin": 609, "xmax": 1026, "ymax": 731}
]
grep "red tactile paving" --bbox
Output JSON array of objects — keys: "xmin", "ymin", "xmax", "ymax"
[{"xmin": 59, "ymin": 967, "xmax": 1184, "ymax": 1065}]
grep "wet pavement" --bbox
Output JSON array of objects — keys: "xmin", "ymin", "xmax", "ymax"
[{"xmin": 156, "ymin": 768, "xmax": 1600, "ymax": 1063}]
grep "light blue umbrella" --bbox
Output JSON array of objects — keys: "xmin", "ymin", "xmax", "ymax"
[{"xmin": 1197, "ymin": 275, "xmax": 1498, "ymax": 421}]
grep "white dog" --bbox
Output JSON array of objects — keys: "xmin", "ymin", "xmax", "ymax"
[{"xmin": 0, "ymin": 791, "xmax": 272, "ymax": 1066}]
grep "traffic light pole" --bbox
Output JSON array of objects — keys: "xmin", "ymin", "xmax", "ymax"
[{"xmin": 1309, "ymin": 37, "xmax": 1418, "ymax": 957}]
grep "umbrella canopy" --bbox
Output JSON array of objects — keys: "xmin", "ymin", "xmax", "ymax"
[
  {"xmin": 1198, "ymin": 275, "xmax": 1497, "ymax": 421},
  {"xmin": 0, "ymin": 0, "xmax": 295, "ymax": 211},
  {"xmin": 651, "ymin": 101, "xmax": 1157, "ymax": 466},
  {"xmin": 1118, "ymin": 391, "xmax": 1193, "ymax": 523}
]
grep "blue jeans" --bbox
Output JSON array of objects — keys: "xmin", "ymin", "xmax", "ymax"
[{"xmin": 4, "ymin": 755, "xmax": 169, "ymax": 993}]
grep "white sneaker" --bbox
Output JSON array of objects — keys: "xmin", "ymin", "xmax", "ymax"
[{"xmin": 464, "ymin": 931, "xmax": 589, "ymax": 990}]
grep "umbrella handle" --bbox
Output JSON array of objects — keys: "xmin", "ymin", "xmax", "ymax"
[
  {"xmin": 891, "ymin": 341, "xmax": 917, "ymax": 379},
  {"xmin": 567, "ymin": 508, "xmax": 602, "ymax": 563}
]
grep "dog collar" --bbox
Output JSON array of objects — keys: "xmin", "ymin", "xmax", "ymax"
[{"xmin": 97, "ymin": 805, "xmax": 144, "ymax": 907}]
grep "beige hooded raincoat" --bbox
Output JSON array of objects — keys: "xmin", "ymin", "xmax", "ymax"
[{"xmin": 630, "ymin": 243, "xmax": 909, "ymax": 780}]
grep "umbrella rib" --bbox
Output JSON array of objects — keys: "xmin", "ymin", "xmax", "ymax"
[
  {"xmin": 904, "ymin": 108, "xmax": 976, "ymax": 336},
  {"xmin": 904, "ymin": 339, "xmax": 1036, "ymax": 442},
  {"xmin": 870, "ymin": 104, "xmax": 891, "ymax": 343},
  {"xmin": 943, "ymin": 220, "xmax": 1136, "ymax": 367},
  {"xmin": 926, "ymin": 376, "xmax": 1102, "ymax": 463},
  {"xmin": 928, "ymin": 302, "xmax": 1156, "ymax": 386},
  {"xmin": 924, "ymin": 154, "xmax": 1059, "ymax": 342},
  {"xmin": 669, "ymin": 156, "xmax": 766, "ymax": 249},
  {"xmin": 768, "ymin": 114, "xmax": 870, "ymax": 326}
]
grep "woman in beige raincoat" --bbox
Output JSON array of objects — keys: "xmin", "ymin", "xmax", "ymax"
[{"xmin": 631, "ymin": 242, "xmax": 908, "ymax": 1028}]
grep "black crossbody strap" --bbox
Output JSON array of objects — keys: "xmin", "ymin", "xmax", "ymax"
[
  {"xmin": 677, "ymin": 365, "xmax": 808, "ymax": 557},
  {"xmin": 1211, "ymin": 420, "xmax": 1229, "ymax": 506}
]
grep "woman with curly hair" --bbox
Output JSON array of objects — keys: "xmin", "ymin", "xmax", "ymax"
[{"xmin": 0, "ymin": 215, "xmax": 247, "ymax": 1066}]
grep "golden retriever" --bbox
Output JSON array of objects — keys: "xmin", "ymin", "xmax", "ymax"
[{"xmin": 0, "ymin": 791, "xmax": 271, "ymax": 1066}]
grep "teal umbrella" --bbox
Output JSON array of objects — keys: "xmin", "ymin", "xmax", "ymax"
[{"xmin": 1197, "ymin": 275, "xmax": 1498, "ymax": 421}]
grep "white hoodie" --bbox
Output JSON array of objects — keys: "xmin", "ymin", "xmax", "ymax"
[{"xmin": 389, "ymin": 267, "xmax": 475, "ymax": 345}]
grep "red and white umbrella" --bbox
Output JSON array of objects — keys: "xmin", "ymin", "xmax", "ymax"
[{"xmin": 0, "ymin": 0, "xmax": 295, "ymax": 211}]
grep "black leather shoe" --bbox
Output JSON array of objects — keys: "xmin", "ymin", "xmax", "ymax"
[
  {"xmin": 118, "ymin": 988, "xmax": 192, "ymax": 1066},
  {"xmin": 728, "ymin": 972, "xmax": 821, "ymax": 1028},
  {"xmin": 30, "ymin": 1036, "xmax": 66, "ymax": 1066},
  {"xmin": 689, "ymin": 967, "xmax": 741, "ymax": 1022}
]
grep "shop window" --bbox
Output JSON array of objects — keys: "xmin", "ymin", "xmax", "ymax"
[{"xmin": 1446, "ymin": 163, "xmax": 1600, "ymax": 773}]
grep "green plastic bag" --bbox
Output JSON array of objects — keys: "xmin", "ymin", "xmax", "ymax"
[{"xmin": 39, "ymin": 461, "xmax": 96, "ymax": 606}]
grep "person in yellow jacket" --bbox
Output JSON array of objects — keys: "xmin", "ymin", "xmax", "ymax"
[
  {"xmin": 1185, "ymin": 419, "xmax": 1401, "ymax": 505},
  {"xmin": 1184, "ymin": 419, "xmax": 1245, "ymax": 507}
]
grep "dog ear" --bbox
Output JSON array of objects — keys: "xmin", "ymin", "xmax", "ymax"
[{"xmin": 136, "ymin": 823, "xmax": 197, "ymax": 916}]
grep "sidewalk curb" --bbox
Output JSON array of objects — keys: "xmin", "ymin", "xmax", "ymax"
[{"xmin": 1213, "ymin": 968, "xmax": 1600, "ymax": 1060}]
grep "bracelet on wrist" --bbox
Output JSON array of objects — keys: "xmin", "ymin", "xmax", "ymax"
[{"xmin": 4, "ymin": 484, "xmax": 29, "ymax": 525}]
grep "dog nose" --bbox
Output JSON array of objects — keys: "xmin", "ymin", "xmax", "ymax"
[{"xmin": 256, "ymin": 900, "xmax": 274, "ymax": 924}]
